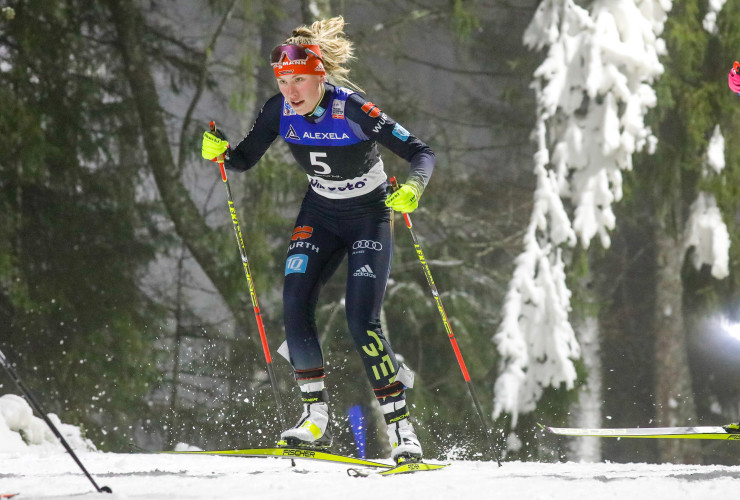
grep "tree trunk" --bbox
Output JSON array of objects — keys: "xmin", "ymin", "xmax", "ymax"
[
  {"xmin": 255, "ymin": 0, "xmax": 285, "ymax": 108},
  {"xmin": 568, "ymin": 312, "xmax": 602, "ymax": 462},
  {"xmin": 653, "ymin": 228, "xmax": 701, "ymax": 463}
]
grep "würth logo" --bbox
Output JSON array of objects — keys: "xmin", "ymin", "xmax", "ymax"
[{"xmin": 353, "ymin": 265, "xmax": 376, "ymax": 278}]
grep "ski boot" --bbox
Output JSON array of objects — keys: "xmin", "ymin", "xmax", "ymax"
[
  {"xmin": 278, "ymin": 382, "xmax": 332, "ymax": 449},
  {"xmin": 382, "ymin": 400, "xmax": 422, "ymax": 464},
  {"xmin": 723, "ymin": 422, "xmax": 740, "ymax": 434}
]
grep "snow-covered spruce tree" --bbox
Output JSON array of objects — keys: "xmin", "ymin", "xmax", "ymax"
[
  {"xmin": 493, "ymin": 0, "xmax": 671, "ymax": 459},
  {"xmin": 619, "ymin": 0, "xmax": 737, "ymax": 463}
]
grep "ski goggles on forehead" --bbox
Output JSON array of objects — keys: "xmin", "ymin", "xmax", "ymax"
[
  {"xmin": 270, "ymin": 44, "xmax": 325, "ymax": 77},
  {"xmin": 270, "ymin": 44, "xmax": 323, "ymax": 64}
]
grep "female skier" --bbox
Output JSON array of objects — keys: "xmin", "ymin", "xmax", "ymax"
[{"xmin": 201, "ymin": 16, "xmax": 434, "ymax": 463}]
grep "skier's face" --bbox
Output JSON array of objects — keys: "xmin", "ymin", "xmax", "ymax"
[{"xmin": 276, "ymin": 74, "xmax": 324, "ymax": 115}]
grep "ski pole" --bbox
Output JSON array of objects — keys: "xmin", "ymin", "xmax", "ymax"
[
  {"xmin": 389, "ymin": 177, "xmax": 502, "ymax": 466},
  {"xmin": 0, "ymin": 348, "xmax": 112, "ymax": 493},
  {"xmin": 208, "ymin": 122, "xmax": 289, "ymax": 438}
]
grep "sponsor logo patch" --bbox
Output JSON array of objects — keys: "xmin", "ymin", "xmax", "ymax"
[
  {"xmin": 353, "ymin": 264, "xmax": 376, "ymax": 278},
  {"xmin": 303, "ymin": 131, "xmax": 350, "ymax": 140},
  {"xmin": 289, "ymin": 241, "xmax": 320, "ymax": 253},
  {"xmin": 392, "ymin": 123, "xmax": 410, "ymax": 142},
  {"xmin": 285, "ymin": 254, "xmax": 309, "ymax": 275},
  {"xmin": 352, "ymin": 240, "xmax": 383, "ymax": 252},
  {"xmin": 372, "ymin": 113, "xmax": 388, "ymax": 134},
  {"xmin": 274, "ymin": 54, "xmax": 308, "ymax": 68},
  {"xmin": 332, "ymin": 99, "xmax": 346, "ymax": 119},
  {"xmin": 310, "ymin": 177, "xmax": 368, "ymax": 193},
  {"xmin": 361, "ymin": 102, "xmax": 382, "ymax": 118},
  {"xmin": 292, "ymin": 226, "xmax": 313, "ymax": 241},
  {"xmin": 282, "ymin": 448, "xmax": 316, "ymax": 457},
  {"xmin": 286, "ymin": 124, "xmax": 300, "ymax": 140},
  {"xmin": 283, "ymin": 101, "xmax": 296, "ymax": 116}
]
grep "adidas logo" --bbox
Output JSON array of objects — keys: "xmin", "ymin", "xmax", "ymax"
[{"xmin": 353, "ymin": 265, "xmax": 376, "ymax": 278}]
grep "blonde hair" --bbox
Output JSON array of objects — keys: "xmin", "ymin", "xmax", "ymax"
[{"xmin": 284, "ymin": 16, "xmax": 362, "ymax": 92}]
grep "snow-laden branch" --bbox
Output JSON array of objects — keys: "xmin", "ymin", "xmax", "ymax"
[
  {"xmin": 493, "ymin": 0, "xmax": 671, "ymax": 426},
  {"xmin": 685, "ymin": 125, "xmax": 730, "ymax": 280},
  {"xmin": 703, "ymin": 0, "xmax": 727, "ymax": 34}
]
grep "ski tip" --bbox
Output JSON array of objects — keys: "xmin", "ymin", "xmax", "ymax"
[
  {"xmin": 537, "ymin": 423, "xmax": 552, "ymax": 432},
  {"xmin": 348, "ymin": 462, "xmax": 450, "ymax": 477}
]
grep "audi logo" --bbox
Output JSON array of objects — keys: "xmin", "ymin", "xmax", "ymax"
[{"xmin": 352, "ymin": 240, "xmax": 382, "ymax": 251}]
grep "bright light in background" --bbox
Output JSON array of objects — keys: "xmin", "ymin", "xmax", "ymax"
[{"xmin": 718, "ymin": 316, "xmax": 740, "ymax": 342}]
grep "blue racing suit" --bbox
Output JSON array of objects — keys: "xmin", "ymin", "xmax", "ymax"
[{"xmin": 225, "ymin": 83, "xmax": 435, "ymax": 403}]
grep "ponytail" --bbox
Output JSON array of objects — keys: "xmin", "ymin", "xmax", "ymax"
[{"xmin": 284, "ymin": 16, "xmax": 362, "ymax": 92}]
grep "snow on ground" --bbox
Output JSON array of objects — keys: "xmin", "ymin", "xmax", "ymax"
[
  {"xmin": 4, "ymin": 452, "xmax": 740, "ymax": 500},
  {"xmin": 2, "ymin": 394, "xmax": 740, "ymax": 500}
]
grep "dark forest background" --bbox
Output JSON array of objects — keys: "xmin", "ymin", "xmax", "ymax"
[{"xmin": 3, "ymin": 0, "xmax": 740, "ymax": 465}]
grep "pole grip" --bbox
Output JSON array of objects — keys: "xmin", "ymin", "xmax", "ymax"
[
  {"xmin": 388, "ymin": 177, "xmax": 412, "ymax": 228},
  {"xmin": 209, "ymin": 121, "xmax": 228, "ymax": 181}
]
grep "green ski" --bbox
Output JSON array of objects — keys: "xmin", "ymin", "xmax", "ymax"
[{"xmin": 540, "ymin": 423, "xmax": 740, "ymax": 441}]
